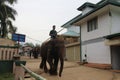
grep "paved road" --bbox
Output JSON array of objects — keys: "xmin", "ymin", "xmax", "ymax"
[{"xmin": 22, "ymin": 57, "xmax": 120, "ymax": 80}]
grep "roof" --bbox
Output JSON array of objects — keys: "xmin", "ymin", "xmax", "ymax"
[
  {"xmin": 77, "ymin": 2, "xmax": 96, "ymax": 11},
  {"xmin": 71, "ymin": 0, "xmax": 120, "ymax": 25},
  {"xmin": 61, "ymin": 14, "xmax": 82, "ymax": 28},
  {"xmin": 65, "ymin": 42, "xmax": 80, "ymax": 47},
  {"xmin": 61, "ymin": 31, "xmax": 79, "ymax": 37},
  {"xmin": 61, "ymin": 0, "xmax": 120, "ymax": 28}
]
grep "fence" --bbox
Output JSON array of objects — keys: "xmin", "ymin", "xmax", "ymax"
[
  {"xmin": 0, "ymin": 45, "xmax": 18, "ymax": 60},
  {"xmin": 20, "ymin": 64, "xmax": 46, "ymax": 80}
]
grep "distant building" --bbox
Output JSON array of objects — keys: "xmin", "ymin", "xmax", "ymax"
[
  {"xmin": 22, "ymin": 46, "xmax": 32, "ymax": 53},
  {"xmin": 60, "ymin": 18, "xmax": 80, "ymax": 61}
]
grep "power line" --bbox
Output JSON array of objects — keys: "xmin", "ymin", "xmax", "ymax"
[
  {"xmin": 26, "ymin": 35, "xmax": 42, "ymax": 43},
  {"xmin": 25, "ymin": 27, "xmax": 65, "ymax": 43}
]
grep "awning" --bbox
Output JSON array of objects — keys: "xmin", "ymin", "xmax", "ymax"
[
  {"xmin": 105, "ymin": 39, "xmax": 120, "ymax": 46},
  {"xmin": 104, "ymin": 33, "xmax": 120, "ymax": 39},
  {"xmin": 104, "ymin": 33, "xmax": 120, "ymax": 46}
]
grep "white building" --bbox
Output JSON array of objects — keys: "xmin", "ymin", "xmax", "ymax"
[{"xmin": 68, "ymin": 0, "xmax": 120, "ymax": 69}]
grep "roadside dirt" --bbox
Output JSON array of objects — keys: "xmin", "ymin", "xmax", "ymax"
[{"xmin": 21, "ymin": 56, "xmax": 120, "ymax": 80}]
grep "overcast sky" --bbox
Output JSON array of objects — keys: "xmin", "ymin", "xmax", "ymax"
[{"xmin": 14, "ymin": 0, "xmax": 100, "ymax": 45}]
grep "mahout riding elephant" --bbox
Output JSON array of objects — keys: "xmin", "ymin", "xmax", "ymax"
[{"xmin": 40, "ymin": 38, "xmax": 65, "ymax": 77}]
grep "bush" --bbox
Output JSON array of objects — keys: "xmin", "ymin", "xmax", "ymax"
[{"xmin": 0, "ymin": 73, "xmax": 14, "ymax": 80}]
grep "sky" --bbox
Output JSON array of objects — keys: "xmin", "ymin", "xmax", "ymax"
[{"xmin": 13, "ymin": 0, "xmax": 101, "ymax": 45}]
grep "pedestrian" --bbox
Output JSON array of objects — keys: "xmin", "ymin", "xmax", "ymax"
[
  {"xmin": 49, "ymin": 25, "xmax": 57, "ymax": 39},
  {"xmin": 29, "ymin": 49, "xmax": 33, "ymax": 58},
  {"xmin": 33, "ymin": 47, "xmax": 39, "ymax": 59}
]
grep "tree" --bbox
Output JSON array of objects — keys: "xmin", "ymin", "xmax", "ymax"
[
  {"xmin": 0, "ymin": 0, "xmax": 17, "ymax": 38},
  {"xmin": 7, "ymin": 20, "xmax": 17, "ymax": 33},
  {"xmin": 24, "ymin": 42, "xmax": 34, "ymax": 48}
]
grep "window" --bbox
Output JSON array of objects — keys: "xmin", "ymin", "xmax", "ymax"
[{"xmin": 87, "ymin": 17, "xmax": 98, "ymax": 32}]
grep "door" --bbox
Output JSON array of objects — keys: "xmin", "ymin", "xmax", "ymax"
[{"xmin": 111, "ymin": 46, "xmax": 120, "ymax": 70}]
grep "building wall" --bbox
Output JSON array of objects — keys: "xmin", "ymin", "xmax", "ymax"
[
  {"xmin": 111, "ymin": 9, "xmax": 120, "ymax": 34},
  {"xmin": 0, "ymin": 38, "xmax": 16, "ymax": 46},
  {"xmin": 82, "ymin": 41, "xmax": 111, "ymax": 64},
  {"xmin": 81, "ymin": 12, "xmax": 110, "ymax": 41},
  {"xmin": 80, "ymin": 12, "xmax": 112, "ymax": 64},
  {"xmin": 66, "ymin": 43, "xmax": 80, "ymax": 62},
  {"xmin": 82, "ymin": 7, "xmax": 94, "ymax": 15}
]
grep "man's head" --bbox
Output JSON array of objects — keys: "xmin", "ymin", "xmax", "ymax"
[{"xmin": 53, "ymin": 25, "xmax": 56, "ymax": 30}]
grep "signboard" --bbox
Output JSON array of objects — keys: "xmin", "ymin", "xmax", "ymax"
[{"xmin": 12, "ymin": 33, "xmax": 26, "ymax": 42}]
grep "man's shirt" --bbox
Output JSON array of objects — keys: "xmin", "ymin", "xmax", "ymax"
[{"xmin": 49, "ymin": 30, "xmax": 57, "ymax": 39}]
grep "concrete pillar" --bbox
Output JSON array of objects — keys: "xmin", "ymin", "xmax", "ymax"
[{"xmin": 14, "ymin": 66, "xmax": 25, "ymax": 80}]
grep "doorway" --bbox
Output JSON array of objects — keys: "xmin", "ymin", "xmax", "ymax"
[{"xmin": 111, "ymin": 45, "xmax": 120, "ymax": 70}]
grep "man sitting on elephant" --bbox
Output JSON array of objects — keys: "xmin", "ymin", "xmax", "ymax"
[{"xmin": 49, "ymin": 25, "xmax": 57, "ymax": 39}]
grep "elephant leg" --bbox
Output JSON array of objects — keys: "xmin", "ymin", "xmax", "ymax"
[
  {"xmin": 59, "ymin": 57, "xmax": 64, "ymax": 77},
  {"xmin": 47, "ymin": 56, "xmax": 53, "ymax": 75},
  {"xmin": 39, "ymin": 60, "xmax": 43, "ymax": 69},
  {"xmin": 40, "ymin": 58, "xmax": 44, "ymax": 69},
  {"xmin": 53, "ymin": 57, "xmax": 59, "ymax": 75},
  {"xmin": 43, "ymin": 59, "xmax": 48, "ymax": 73},
  {"xmin": 40, "ymin": 57, "xmax": 48, "ymax": 73}
]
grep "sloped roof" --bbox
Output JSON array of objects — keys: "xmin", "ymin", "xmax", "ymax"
[
  {"xmin": 61, "ymin": 0, "xmax": 120, "ymax": 28},
  {"xmin": 71, "ymin": 0, "xmax": 120, "ymax": 25},
  {"xmin": 61, "ymin": 14, "xmax": 82, "ymax": 28},
  {"xmin": 61, "ymin": 31, "xmax": 79, "ymax": 37},
  {"xmin": 77, "ymin": 2, "xmax": 96, "ymax": 11}
]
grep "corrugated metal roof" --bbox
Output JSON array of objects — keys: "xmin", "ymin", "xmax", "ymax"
[{"xmin": 61, "ymin": 31, "xmax": 79, "ymax": 37}]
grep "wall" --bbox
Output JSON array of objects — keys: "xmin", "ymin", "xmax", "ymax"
[
  {"xmin": 82, "ymin": 7, "xmax": 94, "ymax": 15},
  {"xmin": 82, "ymin": 41, "xmax": 111, "ymax": 64},
  {"xmin": 65, "ymin": 42, "xmax": 80, "ymax": 62},
  {"xmin": 81, "ymin": 12, "xmax": 110, "ymax": 41},
  {"xmin": 111, "ymin": 8, "xmax": 120, "ymax": 34},
  {"xmin": 80, "ymin": 12, "xmax": 112, "ymax": 64},
  {"xmin": 0, "ymin": 38, "xmax": 16, "ymax": 46}
]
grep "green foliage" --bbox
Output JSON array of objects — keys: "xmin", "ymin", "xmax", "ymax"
[
  {"xmin": 0, "ymin": 0, "xmax": 17, "ymax": 38},
  {"xmin": 0, "ymin": 73, "xmax": 14, "ymax": 80},
  {"xmin": 25, "ymin": 42, "xmax": 34, "ymax": 47},
  {"xmin": 35, "ymin": 43, "xmax": 40, "ymax": 47}
]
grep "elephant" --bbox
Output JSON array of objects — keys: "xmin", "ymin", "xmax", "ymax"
[{"xmin": 40, "ymin": 38, "xmax": 65, "ymax": 77}]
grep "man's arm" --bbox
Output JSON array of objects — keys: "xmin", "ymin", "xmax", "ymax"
[{"xmin": 49, "ymin": 30, "xmax": 52, "ymax": 36}]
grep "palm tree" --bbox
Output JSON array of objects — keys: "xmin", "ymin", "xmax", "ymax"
[
  {"xmin": 0, "ymin": 0, "xmax": 17, "ymax": 38},
  {"xmin": 7, "ymin": 20, "xmax": 17, "ymax": 33}
]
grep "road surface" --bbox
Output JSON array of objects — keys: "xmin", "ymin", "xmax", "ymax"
[{"xmin": 21, "ymin": 56, "xmax": 120, "ymax": 80}]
